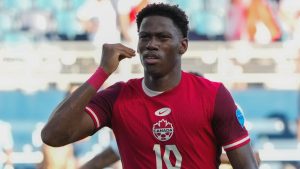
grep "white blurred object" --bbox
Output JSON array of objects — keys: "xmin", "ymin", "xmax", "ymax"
[
  {"xmin": 259, "ymin": 149, "xmax": 300, "ymax": 161},
  {"xmin": 246, "ymin": 119, "xmax": 285, "ymax": 134},
  {"xmin": 77, "ymin": 0, "xmax": 121, "ymax": 46},
  {"xmin": 3, "ymin": 164, "xmax": 14, "ymax": 169},
  {"xmin": 22, "ymin": 144, "xmax": 33, "ymax": 153},
  {"xmin": 254, "ymin": 22, "xmax": 272, "ymax": 44},
  {"xmin": 60, "ymin": 53, "xmax": 77, "ymax": 66},
  {"xmin": 0, "ymin": 121, "xmax": 13, "ymax": 151},
  {"xmin": 32, "ymin": 122, "xmax": 45, "ymax": 148},
  {"xmin": 259, "ymin": 163, "xmax": 272, "ymax": 169}
]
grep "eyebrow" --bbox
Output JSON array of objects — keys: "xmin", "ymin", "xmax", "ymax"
[{"xmin": 139, "ymin": 31, "xmax": 172, "ymax": 36}]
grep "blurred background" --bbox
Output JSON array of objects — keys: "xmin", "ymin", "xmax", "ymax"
[{"xmin": 0, "ymin": 0, "xmax": 299, "ymax": 169}]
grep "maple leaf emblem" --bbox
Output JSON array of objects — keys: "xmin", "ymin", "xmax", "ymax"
[{"xmin": 153, "ymin": 119, "xmax": 174, "ymax": 141}]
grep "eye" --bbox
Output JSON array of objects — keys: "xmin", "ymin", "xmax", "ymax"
[
  {"xmin": 139, "ymin": 34, "xmax": 149, "ymax": 39},
  {"xmin": 158, "ymin": 34, "xmax": 171, "ymax": 40},
  {"xmin": 159, "ymin": 36, "xmax": 170, "ymax": 42}
]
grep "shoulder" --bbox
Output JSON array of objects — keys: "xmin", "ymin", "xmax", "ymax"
[
  {"xmin": 122, "ymin": 78, "xmax": 143, "ymax": 90},
  {"xmin": 99, "ymin": 78, "xmax": 142, "ymax": 95},
  {"xmin": 183, "ymin": 71, "xmax": 222, "ymax": 92}
]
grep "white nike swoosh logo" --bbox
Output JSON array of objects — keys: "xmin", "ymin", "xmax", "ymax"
[{"xmin": 155, "ymin": 108, "xmax": 171, "ymax": 116}]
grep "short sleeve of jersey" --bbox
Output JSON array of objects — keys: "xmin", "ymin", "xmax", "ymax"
[
  {"xmin": 85, "ymin": 82, "xmax": 123, "ymax": 133},
  {"xmin": 212, "ymin": 84, "xmax": 250, "ymax": 151}
]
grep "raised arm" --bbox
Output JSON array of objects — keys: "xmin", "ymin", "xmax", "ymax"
[
  {"xmin": 226, "ymin": 143, "xmax": 259, "ymax": 169},
  {"xmin": 41, "ymin": 43, "xmax": 135, "ymax": 147}
]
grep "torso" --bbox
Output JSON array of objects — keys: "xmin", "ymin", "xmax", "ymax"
[
  {"xmin": 111, "ymin": 72, "xmax": 220, "ymax": 169},
  {"xmin": 86, "ymin": 71, "xmax": 249, "ymax": 169}
]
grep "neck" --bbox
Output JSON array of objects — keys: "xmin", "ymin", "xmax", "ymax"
[{"xmin": 144, "ymin": 69, "xmax": 182, "ymax": 92}]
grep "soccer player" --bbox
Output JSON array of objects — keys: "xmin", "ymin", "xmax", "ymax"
[{"xmin": 41, "ymin": 3, "xmax": 258, "ymax": 168}]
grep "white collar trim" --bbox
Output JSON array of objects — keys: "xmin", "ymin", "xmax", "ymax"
[{"xmin": 142, "ymin": 79, "xmax": 164, "ymax": 97}]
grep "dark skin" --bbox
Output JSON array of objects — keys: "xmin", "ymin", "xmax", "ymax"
[
  {"xmin": 137, "ymin": 16, "xmax": 188, "ymax": 91},
  {"xmin": 41, "ymin": 15, "xmax": 258, "ymax": 169}
]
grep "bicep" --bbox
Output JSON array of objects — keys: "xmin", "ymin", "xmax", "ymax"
[
  {"xmin": 77, "ymin": 82, "xmax": 122, "ymax": 140},
  {"xmin": 226, "ymin": 143, "xmax": 258, "ymax": 169},
  {"xmin": 73, "ymin": 111, "xmax": 97, "ymax": 139}
]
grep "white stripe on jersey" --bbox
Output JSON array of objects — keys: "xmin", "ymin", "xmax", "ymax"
[
  {"xmin": 223, "ymin": 135, "xmax": 250, "ymax": 150},
  {"xmin": 85, "ymin": 106, "xmax": 100, "ymax": 128}
]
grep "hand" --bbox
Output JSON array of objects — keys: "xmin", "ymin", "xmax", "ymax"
[{"xmin": 100, "ymin": 43, "xmax": 136, "ymax": 75}]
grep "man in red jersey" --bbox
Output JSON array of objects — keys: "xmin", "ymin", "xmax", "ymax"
[{"xmin": 41, "ymin": 3, "xmax": 258, "ymax": 169}]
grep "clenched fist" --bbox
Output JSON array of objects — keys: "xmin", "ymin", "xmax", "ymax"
[{"xmin": 100, "ymin": 43, "xmax": 136, "ymax": 75}]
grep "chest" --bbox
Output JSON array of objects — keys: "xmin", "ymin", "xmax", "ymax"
[{"xmin": 111, "ymin": 91, "xmax": 214, "ymax": 143}]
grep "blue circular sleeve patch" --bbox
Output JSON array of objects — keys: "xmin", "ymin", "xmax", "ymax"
[{"xmin": 236, "ymin": 107, "xmax": 245, "ymax": 128}]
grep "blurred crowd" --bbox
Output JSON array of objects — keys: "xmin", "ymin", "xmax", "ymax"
[{"xmin": 0, "ymin": 0, "xmax": 300, "ymax": 45}]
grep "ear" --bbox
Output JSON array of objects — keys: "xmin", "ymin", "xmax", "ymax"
[{"xmin": 179, "ymin": 38, "xmax": 188, "ymax": 54}]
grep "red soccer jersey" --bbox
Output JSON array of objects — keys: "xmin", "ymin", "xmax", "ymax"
[{"xmin": 85, "ymin": 71, "xmax": 250, "ymax": 169}]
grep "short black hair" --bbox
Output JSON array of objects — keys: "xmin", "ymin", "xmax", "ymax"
[{"xmin": 136, "ymin": 3, "xmax": 189, "ymax": 38}]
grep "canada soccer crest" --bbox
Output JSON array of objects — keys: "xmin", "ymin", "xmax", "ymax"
[{"xmin": 152, "ymin": 119, "xmax": 174, "ymax": 141}]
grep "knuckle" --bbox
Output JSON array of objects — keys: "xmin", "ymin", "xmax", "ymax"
[{"xmin": 102, "ymin": 43, "xmax": 108, "ymax": 49}]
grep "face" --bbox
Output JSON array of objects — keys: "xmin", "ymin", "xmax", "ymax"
[{"xmin": 137, "ymin": 15, "xmax": 187, "ymax": 77}]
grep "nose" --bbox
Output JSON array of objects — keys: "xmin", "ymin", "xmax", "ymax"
[{"xmin": 146, "ymin": 38, "xmax": 158, "ymax": 50}]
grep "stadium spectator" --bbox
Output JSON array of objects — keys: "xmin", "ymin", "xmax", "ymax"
[
  {"xmin": 41, "ymin": 3, "xmax": 259, "ymax": 168},
  {"xmin": 277, "ymin": 0, "xmax": 300, "ymax": 40},
  {"xmin": 171, "ymin": 0, "xmax": 227, "ymax": 41},
  {"xmin": 0, "ymin": 120, "xmax": 14, "ymax": 169},
  {"xmin": 246, "ymin": 0, "xmax": 282, "ymax": 43},
  {"xmin": 224, "ymin": 0, "xmax": 248, "ymax": 41},
  {"xmin": 117, "ymin": 0, "xmax": 148, "ymax": 44},
  {"xmin": 76, "ymin": 0, "xmax": 121, "ymax": 46},
  {"xmin": 16, "ymin": 2, "xmax": 57, "ymax": 41}
]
